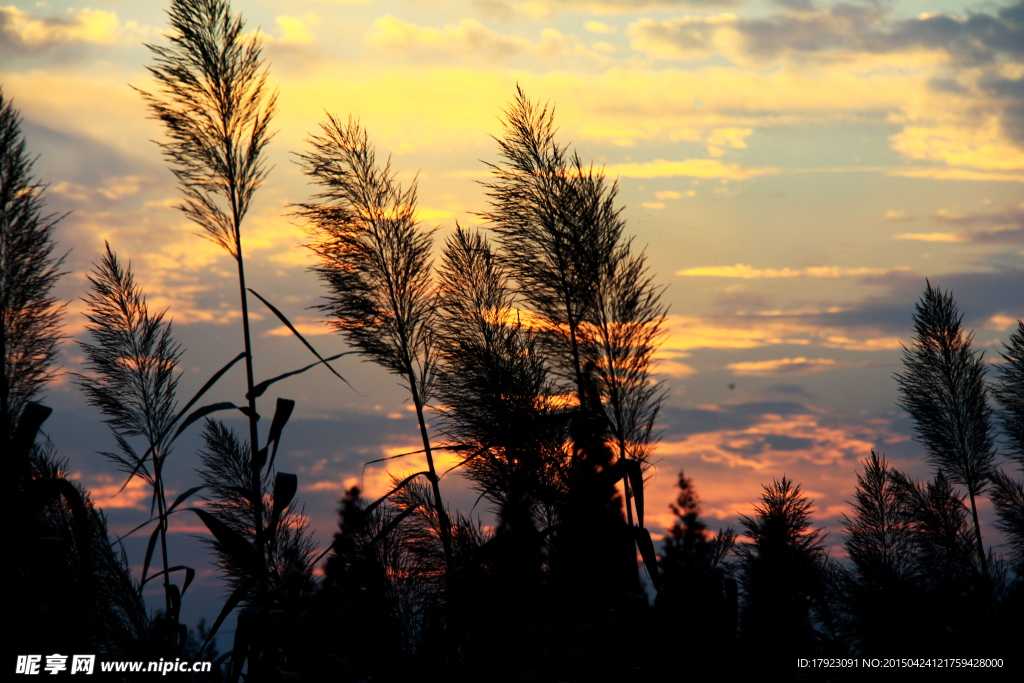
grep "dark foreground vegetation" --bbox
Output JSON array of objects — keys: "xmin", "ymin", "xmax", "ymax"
[{"xmin": 3, "ymin": 1, "xmax": 1022, "ymax": 680}]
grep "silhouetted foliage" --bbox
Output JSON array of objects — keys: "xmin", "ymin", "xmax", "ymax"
[
  {"xmin": 990, "ymin": 322, "xmax": 1024, "ymax": 573},
  {"xmin": 0, "ymin": 89, "xmax": 66, "ymax": 440},
  {"xmin": 895, "ymin": 280, "xmax": 996, "ymax": 575},
  {"xmin": 843, "ymin": 452, "xmax": 918, "ymax": 585},
  {"xmin": 839, "ymin": 453, "xmax": 937, "ymax": 654},
  {"xmin": 736, "ymin": 477, "xmax": 835, "ymax": 661},
  {"xmin": 478, "ymin": 88, "xmax": 665, "ymax": 612},
  {"xmin": 655, "ymin": 472, "xmax": 737, "ymax": 659},
  {"xmin": 11, "ymin": 431, "xmax": 148, "ymax": 666},
  {"xmin": 480, "ymin": 86, "xmax": 610, "ymax": 410},
  {"xmin": 434, "ymin": 226, "xmax": 561, "ymax": 553},
  {"xmin": 992, "ymin": 321, "xmax": 1024, "ymax": 463},
  {"xmin": 196, "ymin": 420, "xmax": 316, "ymax": 596}
]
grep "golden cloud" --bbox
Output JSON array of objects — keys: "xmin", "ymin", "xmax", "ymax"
[
  {"xmin": 365, "ymin": 15, "xmax": 587, "ymax": 64},
  {"xmin": 891, "ymin": 232, "xmax": 965, "ymax": 242},
  {"xmin": 726, "ymin": 357, "xmax": 838, "ymax": 376},
  {"xmin": 604, "ymin": 159, "xmax": 777, "ymax": 181},
  {"xmin": 1, "ymin": 6, "xmax": 153, "ymax": 51},
  {"xmin": 890, "ymin": 123, "xmax": 1024, "ymax": 173}
]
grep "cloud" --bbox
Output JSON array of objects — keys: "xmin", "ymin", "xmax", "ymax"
[
  {"xmin": 627, "ymin": 14, "xmax": 738, "ymax": 61},
  {"xmin": 604, "ymin": 158, "xmax": 777, "ymax": 180},
  {"xmin": 584, "ymin": 21, "xmax": 615, "ymax": 34},
  {"xmin": 883, "ymin": 210, "xmax": 914, "ymax": 222},
  {"xmin": 483, "ymin": 0, "xmax": 740, "ymax": 19},
  {"xmin": 624, "ymin": 4, "xmax": 1024, "ymax": 172},
  {"xmin": 366, "ymin": 15, "xmax": 587, "ymax": 63},
  {"xmin": 268, "ymin": 14, "xmax": 321, "ymax": 45},
  {"xmin": 78, "ymin": 473, "xmax": 149, "ymax": 511},
  {"xmin": 676, "ymin": 264, "xmax": 906, "ymax": 278},
  {"xmin": 727, "ymin": 357, "xmax": 838, "ymax": 376},
  {"xmin": 646, "ymin": 404, "xmax": 897, "ymax": 528},
  {"xmin": 706, "ymin": 127, "xmax": 752, "ymax": 157},
  {"xmin": 891, "ymin": 203, "xmax": 1024, "ymax": 244},
  {"xmin": 0, "ymin": 6, "xmax": 152, "ymax": 58},
  {"xmin": 660, "ymin": 314, "xmax": 902, "ymax": 352},
  {"xmin": 805, "ymin": 268, "xmax": 1024, "ymax": 335},
  {"xmin": 892, "ymin": 232, "xmax": 965, "ymax": 243},
  {"xmin": 887, "ymin": 167, "xmax": 1024, "ymax": 182},
  {"xmin": 890, "ymin": 124, "xmax": 1024, "ymax": 173},
  {"xmin": 265, "ymin": 317, "xmax": 333, "ymax": 337}
]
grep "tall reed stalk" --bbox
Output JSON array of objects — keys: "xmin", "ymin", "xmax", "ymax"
[{"xmin": 135, "ymin": 0, "xmax": 277, "ymax": 578}]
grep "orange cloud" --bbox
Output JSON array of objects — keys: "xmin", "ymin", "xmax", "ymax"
[
  {"xmin": 646, "ymin": 410, "xmax": 888, "ymax": 532},
  {"xmin": 78, "ymin": 473, "xmax": 150, "ymax": 510}
]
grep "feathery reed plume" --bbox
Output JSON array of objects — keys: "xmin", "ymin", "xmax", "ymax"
[
  {"xmin": 0, "ymin": 89, "xmax": 66, "ymax": 440},
  {"xmin": 196, "ymin": 419, "xmax": 316, "ymax": 597},
  {"xmin": 894, "ymin": 281, "xmax": 995, "ymax": 576},
  {"xmin": 296, "ymin": 115, "xmax": 455, "ymax": 575},
  {"xmin": 434, "ymin": 226, "xmax": 563, "ymax": 530},
  {"xmin": 989, "ymin": 321, "xmax": 1024, "ymax": 572},
  {"xmin": 480, "ymin": 86, "xmax": 613, "ymax": 411},
  {"xmin": 136, "ymin": 0, "xmax": 277, "ymax": 564},
  {"xmin": 77, "ymin": 244, "xmax": 184, "ymax": 639}
]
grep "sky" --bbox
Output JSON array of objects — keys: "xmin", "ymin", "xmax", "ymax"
[{"xmin": 3, "ymin": 0, "xmax": 1023, "ymax": 629}]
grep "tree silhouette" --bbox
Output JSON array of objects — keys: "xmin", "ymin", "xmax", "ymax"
[
  {"xmin": 894, "ymin": 281, "xmax": 995, "ymax": 577},
  {"xmin": 656, "ymin": 472, "xmax": 737, "ymax": 657},
  {"xmin": 735, "ymin": 477, "xmax": 833, "ymax": 660},
  {"xmin": 842, "ymin": 452, "xmax": 917, "ymax": 587},
  {"xmin": 0, "ymin": 89, "xmax": 66, "ymax": 440}
]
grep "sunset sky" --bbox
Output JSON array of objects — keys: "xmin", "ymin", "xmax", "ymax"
[{"xmin": 3, "ymin": 0, "xmax": 1022, "ymax": 627}]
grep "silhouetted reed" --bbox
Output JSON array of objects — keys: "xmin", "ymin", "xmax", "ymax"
[
  {"xmin": 895, "ymin": 280, "xmax": 996, "ymax": 577},
  {"xmin": 135, "ymin": 0, "xmax": 279, "ymax": 599},
  {"xmin": 77, "ymin": 244, "xmax": 187, "ymax": 648},
  {"xmin": 0, "ymin": 88, "xmax": 66, "ymax": 440},
  {"xmin": 296, "ymin": 115, "xmax": 457, "ymax": 583}
]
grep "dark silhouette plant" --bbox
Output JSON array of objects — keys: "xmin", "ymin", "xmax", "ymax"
[
  {"xmin": 0, "ymin": 89, "xmax": 66, "ymax": 440},
  {"xmin": 135, "ymin": 0, "xmax": 279, "ymax": 580},
  {"xmin": 990, "ymin": 322, "xmax": 1023, "ymax": 573},
  {"xmin": 296, "ymin": 115, "xmax": 455, "ymax": 577},
  {"xmin": 77, "ymin": 244, "xmax": 188, "ymax": 645},
  {"xmin": 735, "ymin": 477, "xmax": 833, "ymax": 659},
  {"xmin": 894, "ymin": 281, "xmax": 996, "ymax": 577}
]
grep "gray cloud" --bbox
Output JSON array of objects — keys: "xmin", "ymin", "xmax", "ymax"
[
  {"xmin": 732, "ymin": 2, "xmax": 1024, "ymax": 63},
  {"xmin": 812, "ymin": 268, "xmax": 1024, "ymax": 334},
  {"xmin": 660, "ymin": 401, "xmax": 808, "ymax": 438}
]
